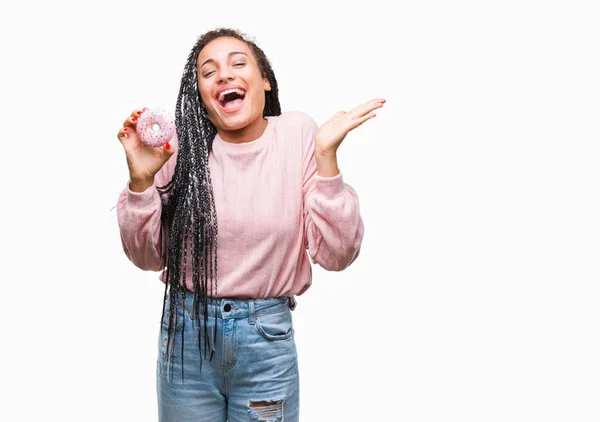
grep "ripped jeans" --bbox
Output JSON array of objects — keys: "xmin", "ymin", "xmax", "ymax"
[{"xmin": 157, "ymin": 289, "xmax": 299, "ymax": 422}]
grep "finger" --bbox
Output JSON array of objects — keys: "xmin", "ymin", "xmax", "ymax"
[
  {"xmin": 122, "ymin": 115, "xmax": 139, "ymax": 128},
  {"xmin": 159, "ymin": 142, "xmax": 176, "ymax": 162},
  {"xmin": 346, "ymin": 104, "xmax": 382, "ymax": 125},
  {"xmin": 130, "ymin": 108, "xmax": 145, "ymax": 119},
  {"xmin": 349, "ymin": 99, "xmax": 385, "ymax": 118},
  {"xmin": 325, "ymin": 110, "xmax": 346, "ymax": 122},
  {"xmin": 163, "ymin": 142, "xmax": 175, "ymax": 154},
  {"xmin": 117, "ymin": 127, "xmax": 130, "ymax": 143},
  {"xmin": 346, "ymin": 111, "xmax": 377, "ymax": 131}
]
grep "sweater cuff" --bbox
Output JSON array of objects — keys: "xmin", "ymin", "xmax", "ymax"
[
  {"xmin": 125, "ymin": 181, "xmax": 160, "ymax": 209},
  {"xmin": 313, "ymin": 171, "xmax": 346, "ymax": 199}
]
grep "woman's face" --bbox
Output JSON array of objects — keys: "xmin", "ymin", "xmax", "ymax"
[{"xmin": 197, "ymin": 37, "xmax": 271, "ymax": 132}]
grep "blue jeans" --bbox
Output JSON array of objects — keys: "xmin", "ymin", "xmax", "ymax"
[{"xmin": 157, "ymin": 290, "xmax": 299, "ymax": 421}]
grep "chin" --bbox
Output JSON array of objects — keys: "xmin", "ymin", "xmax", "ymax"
[
  {"xmin": 216, "ymin": 108, "xmax": 264, "ymax": 132},
  {"xmin": 219, "ymin": 115, "xmax": 252, "ymax": 131}
]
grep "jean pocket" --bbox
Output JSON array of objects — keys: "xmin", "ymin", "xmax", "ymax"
[
  {"xmin": 161, "ymin": 305, "xmax": 186, "ymax": 334},
  {"xmin": 159, "ymin": 305, "xmax": 187, "ymax": 355},
  {"xmin": 157, "ymin": 305, "xmax": 188, "ymax": 377},
  {"xmin": 255, "ymin": 308, "xmax": 293, "ymax": 341}
]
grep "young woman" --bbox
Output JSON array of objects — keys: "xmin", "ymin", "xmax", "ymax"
[{"xmin": 117, "ymin": 27, "xmax": 385, "ymax": 421}]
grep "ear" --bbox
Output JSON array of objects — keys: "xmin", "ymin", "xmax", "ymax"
[{"xmin": 263, "ymin": 77, "xmax": 271, "ymax": 92}]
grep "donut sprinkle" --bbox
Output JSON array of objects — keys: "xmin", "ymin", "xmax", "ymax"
[{"xmin": 136, "ymin": 108, "xmax": 176, "ymax": 147}]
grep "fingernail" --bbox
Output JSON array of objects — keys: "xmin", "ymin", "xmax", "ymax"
[
  {"xmin": 132, "ymin": 118, "xmax": 137, "ymax": 122},
  {"xmin": 123, "ymin": 127, "xmax": 129, "ymax": 132},
  {"xmin": 165, "ymin": 143, "xmax": 171, "ymax": 150},
  {"xmin": 136, "ymin": 111, "xmax": 142, "ymax": 115}
]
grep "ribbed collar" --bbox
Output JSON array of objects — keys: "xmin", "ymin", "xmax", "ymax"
[{"xmin": 213, "ymin": 116, "xmax": 274, "ymax": 154}]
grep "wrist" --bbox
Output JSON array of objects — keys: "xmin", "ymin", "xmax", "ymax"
[
  {"xmin": 129, "ymin": 177, "xmax": 154, "ymax": 193},
  {"xmin": 315, "ymin": 150, "xmax": 340, "ymax": 178}
]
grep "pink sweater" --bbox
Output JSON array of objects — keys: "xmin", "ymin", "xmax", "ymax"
[{"xmin": 117, "ymin": 111, "xmax": 364, "ymax": 298}]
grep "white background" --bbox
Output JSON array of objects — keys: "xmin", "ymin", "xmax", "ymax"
[{"xmin": 1, "ymin": 0, "xmax": 599, "ymax": 420}]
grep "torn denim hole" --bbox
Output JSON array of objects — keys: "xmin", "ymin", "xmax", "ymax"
[{"xmin": 248, "ymin": 399, "xmax": 285, "ymax": 422}]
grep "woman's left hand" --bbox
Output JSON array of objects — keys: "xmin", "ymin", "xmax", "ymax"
[{"xmin": 315, "ymin": 98, "xmax": 386, "ymax": 155}]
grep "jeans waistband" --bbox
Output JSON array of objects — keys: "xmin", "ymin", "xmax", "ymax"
[{"xmin": 165, "ymin": 289, "xmax": 296, "ymax": 320}]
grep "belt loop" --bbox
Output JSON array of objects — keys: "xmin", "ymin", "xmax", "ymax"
[
  {"xmin": 248, "ymin": 300, "xmax": 256, "ymax": 325},
  {"xmin": 288, "ymin": 296, "xmax": 297, "ymax": 311}
]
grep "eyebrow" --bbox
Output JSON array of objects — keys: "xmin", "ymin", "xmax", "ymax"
[{"xmin": 200, "ymin": 52, "xmax": 248, "ymax": 68}]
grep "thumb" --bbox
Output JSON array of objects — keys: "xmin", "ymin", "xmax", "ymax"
[
  {"xmin": 160, "ymin": 141, "xmax": 176, "ymax": 163},
  {"xmin": 164, "ymin": 141, "xmax": 175, "ymax": 154}
]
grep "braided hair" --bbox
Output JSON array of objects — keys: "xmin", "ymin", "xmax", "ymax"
[{"xmin": 157, "ymin": 28, "xmax": 281, "ymax": 382}]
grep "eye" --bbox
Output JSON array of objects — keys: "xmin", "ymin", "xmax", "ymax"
[
  {"xmin": 233, "ymin": 62, "xmax": 246, "ymax": 68},
  {"xmin": 203, "ymin": 71, "xmax": 215, "ymax": 77}
]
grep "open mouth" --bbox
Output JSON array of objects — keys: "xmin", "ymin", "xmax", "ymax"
[{"xmin": 217, "ymin": 88, "xmax": 246, "ymax": 112}]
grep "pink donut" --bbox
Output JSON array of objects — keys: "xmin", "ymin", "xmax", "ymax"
[{"xmin": 136, "ymin": 108, "xmax": 175, "ymax": 147}]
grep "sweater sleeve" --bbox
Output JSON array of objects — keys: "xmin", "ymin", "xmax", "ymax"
[
  {"xmin": 116, "ymin": 136, "xmax": 178, "ymax": 272},
  {"xmin": 301, "ymin": 114, "xmax": 365, "ymax": 271}
]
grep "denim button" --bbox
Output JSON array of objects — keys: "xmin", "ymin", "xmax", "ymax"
[{"xmin": 223, "ymin": 304, "xmax": 231, "ymax": 312}]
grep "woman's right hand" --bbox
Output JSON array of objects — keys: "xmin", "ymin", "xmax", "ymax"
[{"xmin": 117, "ymin": 108, "xmax": 176, "ymax": 192}]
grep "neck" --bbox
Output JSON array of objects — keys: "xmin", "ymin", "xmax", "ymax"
[{"xmin": 218, "ymin": 117, "xmax": 268, "ymax": 144}]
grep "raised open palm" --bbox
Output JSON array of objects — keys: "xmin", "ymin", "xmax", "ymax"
[{"xmin": 316, "ymin": 98, "xmax": 385, "ymax": 155}]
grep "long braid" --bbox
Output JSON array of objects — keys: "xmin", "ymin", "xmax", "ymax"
[{"xmin": 156, "ymin": 28, "xmax": 281, "ymax": 383}]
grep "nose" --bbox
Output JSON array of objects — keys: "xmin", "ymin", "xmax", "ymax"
[{"xmin": 217, "ymin": 66, "xmax": 234, "ymax": 84}]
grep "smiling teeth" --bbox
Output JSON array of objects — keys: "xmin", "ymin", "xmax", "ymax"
[{"xmin": 218, "ymin": 88, "xmax": 246, "ymax": 102}]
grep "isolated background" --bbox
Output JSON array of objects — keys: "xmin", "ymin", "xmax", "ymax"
[{"xmin": 2, "ymin": 0, "xmax": 599, "ymax": 420}]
